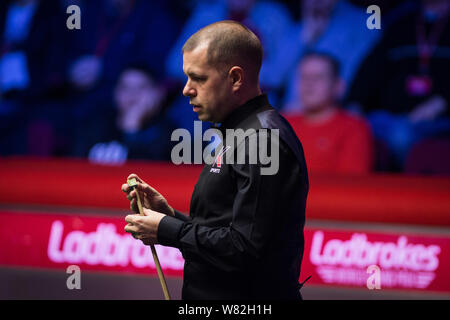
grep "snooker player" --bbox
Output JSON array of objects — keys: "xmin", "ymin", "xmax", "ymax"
[{"xmin": 122, "ymin": 20, "xmax": 309, "ymax": 300}]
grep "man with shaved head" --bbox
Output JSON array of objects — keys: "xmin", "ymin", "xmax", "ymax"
[
  {"xmin": 182, "ymin": 21, "xmax": 263, "ymax": 123},
  {"xmin": 122, "ymin": 21, "xmax": 309, "ymax": 300}
]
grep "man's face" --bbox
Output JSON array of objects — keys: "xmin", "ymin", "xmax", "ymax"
[
  {"xmin": 182, "ymin": 44, "xmax": 232, "ymax": 123},
  {"xmin": 299, "ymin": 57, "xmax": 339, "ymax": 112},
  {"xmin": 115, "ymin": 69, "xmax": 160, "ymax": 115}
]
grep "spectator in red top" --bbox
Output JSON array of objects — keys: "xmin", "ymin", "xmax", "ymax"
[{"xmin": 284, "ymin": 52, "xmax": 374, "ymax": 174}]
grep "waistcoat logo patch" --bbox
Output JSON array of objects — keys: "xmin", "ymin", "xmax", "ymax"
[{"xmin": 210, "ymin": 146, "xmax": 230, "ymax": 173}]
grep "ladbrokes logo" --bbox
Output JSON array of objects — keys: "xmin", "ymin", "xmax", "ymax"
[
  {"xmin": 47, "ymin": 221, "xmax": 184, "ymax": 270},
  {"xmin": 309, "ymin": 231, "xmax": 441, "ymax": 289}
]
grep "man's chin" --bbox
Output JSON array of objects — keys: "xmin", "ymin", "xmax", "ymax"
[{"xmin": 196, "ymin": 113, "xmax": 210, "ymax": 122}]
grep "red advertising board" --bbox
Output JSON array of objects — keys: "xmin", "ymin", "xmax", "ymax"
[
  {"xmin": 305, "ymin": 228, "xmax": 449, "ymax": 292},
  {"xmin": 0, "ymin": 210, "xmax": 449, "ymax": 294}
]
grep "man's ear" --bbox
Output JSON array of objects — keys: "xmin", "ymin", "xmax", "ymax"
[{"xmin": 229, "ymin": 66, "xmax": 244, "ymax": 92}]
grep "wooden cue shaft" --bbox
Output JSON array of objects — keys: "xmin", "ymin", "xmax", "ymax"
[{"xmin": 135, "ymin": 190, "xmax": 171, "ymax": 300}]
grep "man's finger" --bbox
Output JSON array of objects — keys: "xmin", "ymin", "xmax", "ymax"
[
  {"xmin": 124, "ymin": 224, "xmax": 138, "ymax": 234},
  {"xmin": 121, "ymin": 183, "xmax": 129, "ymax": 193},
  {"xmin": 136, "ymin": 181, "xmax": 159, "ymax": 197},
  {"xmin": 142, "ymin": 208, "xmax": 156, "ymax": 216},
  {"xmin": 130, "ymin": 198, "xmax": 139, "ymax": 213},
  {"xmin": 126, "ymin": 192, "xmax": 135, "ymax": 201},
  {"xmin": 125, "ymin": 214, "xmax": 139, "ymax": 224},
  {"xmin": 126, "ymin": 174, "xmax": 158, "ymax": 196},
  {"xmin": 127, "ymin": 173, "xmax": 143, "ymax": 184}
]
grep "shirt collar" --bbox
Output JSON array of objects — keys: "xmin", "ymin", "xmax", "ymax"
[{"xmin": 217, "ymin": 94, "xmax": 269, "ymax": 130}]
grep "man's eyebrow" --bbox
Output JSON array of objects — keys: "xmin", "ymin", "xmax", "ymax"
[{"xmin": 185, "ymin": 71, "xmax": 206, "ymax": 78}]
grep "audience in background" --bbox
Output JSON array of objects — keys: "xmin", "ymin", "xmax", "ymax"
[
  {"xmin": 164, "ymin": 0, "xmax": 293, "ymax": 132},
  {"xmin": 274, "ymin": 0, "xmax": 381, "ymax": 113},
  {"xmin": 347, "ymin": 0, "xmax": 450, "ymax": 172},
  {"xmin": 0, "ymin": 0, "xmax": 69, "ymax": 156},
  {"xmin": 72, "ymin": 65, "xmax": 175, "ymax": 164},
  {"xmin": 65, "ymin": 0, "xmax": 180, "ymax": 119},
  {"xmin": 285, "ymin": 52, "xmax": 373, "ymax": 174},
  {"xmin": 0, "ymin": 0, "xmax": 180, "ymax": 157},
  {"xmin": 166, "ymin": 0, "xmax": 292, "ymax": 87},
  {"xmin": 0, "ymin": 0, "xmax": 447, "ymax": 176},
  {"xmin": 0, "ymin": 0, "xmax": 68, "ymax": 100}
]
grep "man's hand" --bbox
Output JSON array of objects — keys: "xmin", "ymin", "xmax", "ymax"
[
  {"xmin": 121, "ymin": 173, "xmax": 175, "ymax": 216},
  {"xmin": 124, "ymin": 208, "xmax": 165, "ymax": 245}
]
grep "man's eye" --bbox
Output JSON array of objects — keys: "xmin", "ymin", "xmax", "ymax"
[{"xmin": 192, "ymin": 76, "xmax": 206, "ymax": 82}]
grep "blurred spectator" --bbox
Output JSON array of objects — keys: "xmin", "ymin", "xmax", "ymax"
[
  {"xmin": 285, "ymin": 52, "xmax": 374, "ymax": 174},
  {"xmin": 0, "ymin": 0, "xmax": 67, "ymax": 99},
  {"xmin": 273, "ymin": 0, "xmax": 381, "ymax": 112},
  {"xmin": 67, "ymin": 0, "xmax": 179, "ymax": 89},
  {"xmin": 65, "ymin": 0, "xmax": 180, "ymax": 129},
  {"xmin": 166, "ymin": 0, "xmax": 292, "ymax": 86},
  {"xmin": 1, "ymin": 0, "xmax": 180, "ymax": 158},
  {"xmin": 346, "ymin": 0, "xmax": 450, "ymax": 170},
  {"xmin": 72, "ymin": 65, "xmax": 175, "ymax": 164},
  {"xmin": 0, "ymin": 0, "xmax": 68, "ymax": 155},
  {"xmin": 164, "ymin": 0, "xmax": 293, "ymax": 131}
]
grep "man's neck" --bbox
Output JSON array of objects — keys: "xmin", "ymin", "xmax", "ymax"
[
  {"xmin": 224, "ymin": 86, "xmax": 262, "ymax": 118},
  {"xmin": 237, "ymin": 85, "xmax": 262, "ymax": 107}
]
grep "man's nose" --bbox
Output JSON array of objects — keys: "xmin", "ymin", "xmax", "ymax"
[{"xmin": 183, "ymin": 82, "xmax": 196, "ymax": 97}]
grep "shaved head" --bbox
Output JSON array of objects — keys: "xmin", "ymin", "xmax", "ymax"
[{"xmin": 182, "ymin": 20, "xmax": 263, "ymax": 83}]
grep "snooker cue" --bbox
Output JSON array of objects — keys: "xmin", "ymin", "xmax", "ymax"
[{"xmin": 129, "ymin": 179, "xmax": 171, "ymax": 300}]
